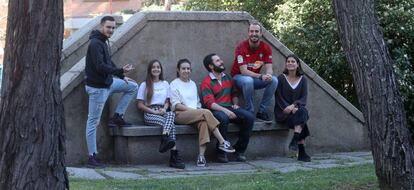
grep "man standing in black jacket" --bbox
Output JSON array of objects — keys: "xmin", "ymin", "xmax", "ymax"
[{"xmin": 85, "ymin": 16, "xmax": 138, "ymax": 168}]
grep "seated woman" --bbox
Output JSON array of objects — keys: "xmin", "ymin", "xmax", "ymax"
[
  {"xmin": 274, "ymin": 54, "xmax": 311, "ymax": 162},
  {"xmin": 170, "ymin": 59, "xmax": 235, "ymax": 167},
  {"xmin": 136, "ymin": 60, "xmax": 185, "ymax": 169}
]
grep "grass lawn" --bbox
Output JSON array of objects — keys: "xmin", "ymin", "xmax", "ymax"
[{"xmin": 70, "ymin": 164, "xmax": 378, "ymax": 190}]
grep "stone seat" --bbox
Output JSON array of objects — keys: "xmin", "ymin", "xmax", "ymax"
[{"xmin": 109, "ymin": 122, "xmax": 290, "ymax": 164}]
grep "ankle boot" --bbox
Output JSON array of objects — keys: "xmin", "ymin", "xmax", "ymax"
[
  {"xmin": 169, "ymin": 150, "xmax": 185, "ymax": 169},
  {"xmin": 289, "ymin": 132, "xmax": 300, "ymax": 151},
  {"xmin": 297, "ymin": 144, "xmax": 311, "ymax": 162},
  {"xmin": 159, "ymin": 134, "xmax": 175, "ymax": 153}
]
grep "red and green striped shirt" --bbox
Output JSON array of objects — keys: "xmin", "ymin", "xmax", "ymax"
[{"xmin": 201, "ymin": 73, "xmax": 237, "ymax": 109}]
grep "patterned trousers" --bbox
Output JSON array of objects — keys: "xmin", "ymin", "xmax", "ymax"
[{"xmin": 144, "ymin": 105, "xmax": 176, "ymax": 140}]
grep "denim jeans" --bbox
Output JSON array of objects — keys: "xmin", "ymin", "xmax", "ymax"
[
  {"xmin": 233, "ymin": 74, "xmax": 278, "ymax": 113},
  {"xmin": 85, "ymin": 78, "xmax": 138, "ymax": 155},
  {"xmin": 212, "ymin": 107, "xmax": 254, "ymax": 153}
]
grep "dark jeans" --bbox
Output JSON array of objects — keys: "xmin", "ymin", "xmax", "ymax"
[{"xmin": 212, "ymin": 107, "xmax": 254, "ymax": 154}]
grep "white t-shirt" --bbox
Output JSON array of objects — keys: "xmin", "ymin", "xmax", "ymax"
[
  {"xmin": 170, "ymin": 78, "xmax": 201, "ymax": 110},
  {"xmin": 136, "ymin": 80, "xmax": 170, "ymax": 105}
]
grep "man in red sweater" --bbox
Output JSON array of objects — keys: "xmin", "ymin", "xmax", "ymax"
[
  {"xmin": 201, "ymin": 53, "xmax": 254, "ymax": 162},
  {"xmin": 230, "ymin": 23, "xmax": 278, "ymax": 123}
]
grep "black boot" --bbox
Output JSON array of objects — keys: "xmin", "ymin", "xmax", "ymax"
[
  {"xmin": 159, "ymin": 134, "xmax": 175, "ymax": 153},
  {"xmin": 108, "ymin": 113, "xmax": 132, "ymax": 127},
  {"xmin": 297, "ymin": 144, "xmax": 311, "ymax": 162},
  {"xmin": 169, "ymin": 150, "xmax": 185, "ymax": 169},
  {"xmin": 289, "ymin": 132, "xmax": 300, "ymax": 151}
]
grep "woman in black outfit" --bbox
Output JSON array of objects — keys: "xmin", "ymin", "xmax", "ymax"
[{"xmin": 274, "ymin": 54, "xmax": 311, "ymax": 162}]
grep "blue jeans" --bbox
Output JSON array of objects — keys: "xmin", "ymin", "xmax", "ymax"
[
  {"xmin": 85, "ymin": 78, "xmax": 138, "ymax": 155},
  {"xmin": 233, "ymin": 74, "xmax": 278, "ymax": 113},
  {"xmin": 212, "ymin": 107, "xmax": 255, "ymax": 153}
]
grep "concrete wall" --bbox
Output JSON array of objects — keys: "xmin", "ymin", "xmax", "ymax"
[{"xmin": 62, "ymin": 12, "xmax": 369, "ymax": 165}]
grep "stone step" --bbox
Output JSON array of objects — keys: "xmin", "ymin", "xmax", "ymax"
[
  {"xmin": 109, "ymin": 121, "xmax": 287, "ymax": 137},
  {"xmin": 110, "ymin": 122, "xmax": 290, "ymax": 164}
]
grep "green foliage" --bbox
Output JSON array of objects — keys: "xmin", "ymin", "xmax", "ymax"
[
  {"xmin": 144, "ymin": 0, "xmax": 163, "ymax": 6},
  {"xmin": 183, "ymin": 0, "xmax": 283, "ymax": 31},
  {"xmin": 144, "ymin": 0, "xmax": 180, "ymax": 7},
  {"xmin": 184, "ymin": 0, "xmax": 414, "ymax": 132},
  {"xmin": 377, "ymin": 0, "xmax": 414, "ymax": 131},
  {"xmin": 272, "ymin": 0, "xmax": 358, "ymax": 106}
]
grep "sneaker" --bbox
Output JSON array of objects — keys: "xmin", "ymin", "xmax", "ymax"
[
  {"xmin": 169, "ymin": 150, "xmax": 185, "ymax": 169},
  {"xmin": 218, "ymin": 140, "xmax": 236, "ymax": 153},
  {"xmin": 234, "ymin": 152, "xmax": 247, "ymax": 162},
  {"xmin": 256, "ymin": 112, "xmax": 272, "ymax": 124},
  {"xmin": 108, "ymin": 113, "xmax": 132, "ymax": 127},
  {"xmin": 217, "ymin": 153, "xmax": 228, "ymax": 163},
  {"xmin": 159, "ymin": 134, "xmax": 175, "ymax": 153},
  {"xmin": 196, "ymin": 155, "xmax": 207, "ymax": 167},
  {"xmin": 87, "ymin": 153, "xmax": 105, "ymax": 168}
]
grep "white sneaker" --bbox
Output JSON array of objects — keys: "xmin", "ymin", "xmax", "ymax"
[
  {"xmin": 218, "ymin": 140, "xmax": 236, "ymax": 153},
  {"xmin": 196, "ymin": 155, "xmax": 207, "ymax": 167}
]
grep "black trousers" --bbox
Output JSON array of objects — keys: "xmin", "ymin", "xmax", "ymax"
[
  {"xmin": 212, "ymin": 107, "xmax": 255, "ymax": 154},
  {"xmin": 282, "ymin": 107, "xmax": 310, "ymax": 140}
]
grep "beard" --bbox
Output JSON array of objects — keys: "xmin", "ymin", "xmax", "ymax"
[{"xmin": 213, "ymin": 64, "xmax": 225, "ymax": 73}]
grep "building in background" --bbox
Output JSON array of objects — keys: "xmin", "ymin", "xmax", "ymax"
[
  {"xmin": 64, "ymin": 0, "xmax": 143, "ymax": 38},
  {"xmin": 0, "ymin": 0, "xmax": 143, "ymax": 75}
]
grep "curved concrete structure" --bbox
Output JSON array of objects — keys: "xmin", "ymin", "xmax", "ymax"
[{"xmin": 61, "ymin": 11, "xmax": 369, "ymax": 165}]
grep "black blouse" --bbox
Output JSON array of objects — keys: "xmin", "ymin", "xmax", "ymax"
[{"xmin": 274, "ymin": 74, "xmax": 308, "ymax": 121}]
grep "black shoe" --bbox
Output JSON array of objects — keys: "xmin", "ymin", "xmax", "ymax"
[
  {"xmin": 234, "ymin": 152, "xmax": 247, "ymax": 162},
  {"xmin": 298, "ymin": 152, "xmax": 311, "ymax": 162},
  {"xmin": 169, "ymin": 150, "xmax": 185, "ymax": 169},
  {"xmin": 108, "ymin": 113, "xmax": 132, "ymax": 127},
  {"xmin": 297, "ymin": 144, "xmax": 311, "ymax": 162},
  {"xmin": 159, "ymin": 134, "xmax": 175, "ymax": 153},
  {"xmin": 87, "ymin": 153, "xmax": 105, "ymax": 168},
  {"xmin": 217, "ymin": 153, "xmax": 228, "ymax": 163},
  {"xmin": 256, "ymin": 112, "xmax": 272, "ymax": 124},
  {"xmin": 288, "ymin": 137, "xmax": 298, "ymax": 151}
]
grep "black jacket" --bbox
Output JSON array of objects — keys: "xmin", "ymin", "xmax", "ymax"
[{"xmin": 85, "ymin": 30, "xmax": 124, "ymax": 88}]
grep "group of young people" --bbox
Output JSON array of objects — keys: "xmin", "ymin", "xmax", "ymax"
[{"xmin": 84, "ymin": 16, "xmax": 311, "ymax": 169}]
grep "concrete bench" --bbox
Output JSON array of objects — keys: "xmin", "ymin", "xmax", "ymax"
[{"xmin": 109, "ymin": 122, "xmax": 290, "ymax": 164}]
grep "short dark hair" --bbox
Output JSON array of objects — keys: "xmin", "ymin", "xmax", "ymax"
[
  {"xmin": 249, "ymin": 22, "xmax": 262, "ymax": 32},
  {"xmin": 283, "ymin": 54, "xmax": 303, "ymax": 76},
  {"xmin": 203, "ymin": 53, "xmax": 216, "ymax": 72},
  {"xmin": 176, "ymin": 58, "xmax": 191, "ymax": 77},
  {"xmin": 101, "ymin": 16, "xmax": 115, "ymax": 25}
]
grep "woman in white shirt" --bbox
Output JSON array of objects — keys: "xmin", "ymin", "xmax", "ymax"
[
  {"xmin": 170, "ymin": 59, "xmax": 235, "ymax": 167},
  {"xmin": 137, "ymin": 60, "xmax": 185, "ymax": 169}
]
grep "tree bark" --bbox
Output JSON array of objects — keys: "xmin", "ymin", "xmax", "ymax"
[
  {"xmin": 164, "ymin": 0, "xmax": 172, "ymax": 11},
  {"xmin": 0, "ymin": 0, "xmax": 68, "ymax": 189},
  {"xmin": 332, "ymin": 0, "xmax": 414, "ymax": 189}
]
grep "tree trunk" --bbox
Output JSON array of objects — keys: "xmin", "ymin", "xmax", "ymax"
[
  {"xmin": 332, "ymin": 0, "xmax": 414, "ymax": 189},
  {"xmin": 0, "ymin": 0, "xmax": 68, "ymax": 189},
  {"xmin": 164, "ymin": 0, "xmax": 172, "ymax": 11}
]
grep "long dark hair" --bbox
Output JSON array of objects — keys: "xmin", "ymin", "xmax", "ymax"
[
  {"xmin": 176, "ymin": 58, "xmax": 191, "ymax": 77},
  {"xmin": 282, "ymin": 54, "xmax": 303, "ymax": 76},
  {"xmin": 145, "ymin": 59, "xmax": 164, "ymax": 103}
]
